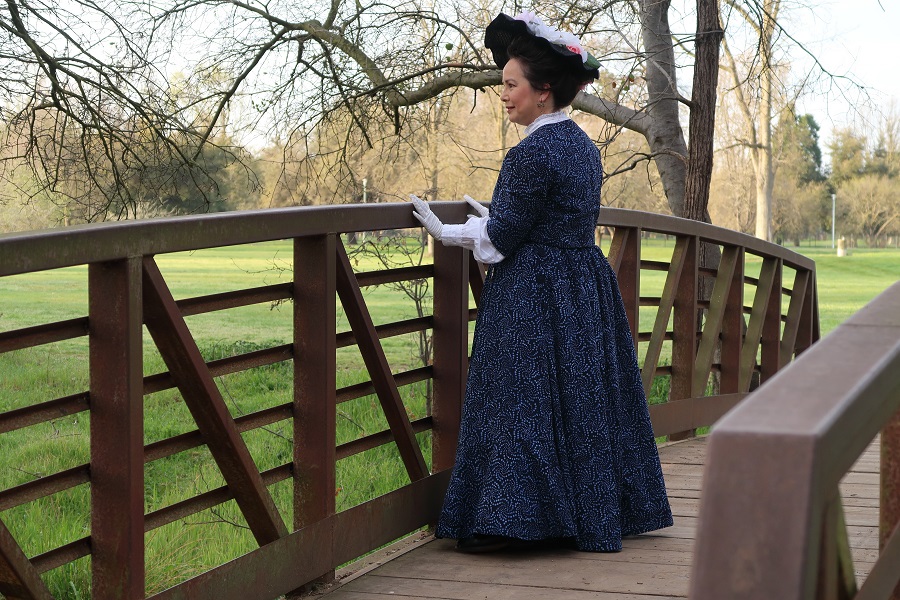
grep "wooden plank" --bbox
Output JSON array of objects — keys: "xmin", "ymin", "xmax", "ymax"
[
  {"xmin": 779, "ymin": 270, "xmax": 810, "ymax": 368},
  {"xmin": 720, "ymin": 248, "xmax": 745, "ymax": 394},
  {"xmin": 607, "ymin": 226, "xmax": 641, "ymax": 351},
  {"xmin": 795, "ymin": 270, "xmax": 817, "ymax": 356},
  {"xmin": 432, "ymin": 244, "xmax": 468, "ymax": 472},
  {"xmin": 669, "ymin": 235, "xmax": 698, "ymax": 441},
  {"xmin": 332, "ymin": 575, "xmax": 682, "ymax": 600},
  {"xmin": 365, "ymin": 543, "xmax": 692, "ymax": 597},
  {"xmin": 641, "ymin": 236, "xmax": 689, "ymax": 394},
  {"xmin": 0, "ymin": 392, "xmax": 90, "ymax": 435},
  {"xmin": 294, "ymin": 234, "xmax": 337, "ymax": 534},
  {"xmin": 0, "ymin": 317, "xmax": 88, "ymax": 354},
  {"xmin": 293, "ymin": 234, "xmax": 338, "ymax": 592},
  {"xmin": 657, "ymin": 437, "xmax": 710, "ymax": 464},
  {"xmin": 693, "ymin": 245, "xmax": 740, "ymax": 395},
  {"xmin": 760, "ymin": 258, "xmax": 783, "ymax": 383},
  {"xmin": 649, "ymin": 393, "xmax": 745, "ymax": 438},
  {"xmin": 739, "ymin": 257, "xmax": 778, "ymax": 391},
  {"xmin": 0, "ymin": 517, "xmax": 52, "ymax": 600},
  {"xmin": 89, "ymin": 258, "xmax": 145, "ymax": 600}
]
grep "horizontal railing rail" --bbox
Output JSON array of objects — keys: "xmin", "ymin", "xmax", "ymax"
[
  {"xmin": 691, "ymin": 281, "xmax": 900, "ymax": 600},
  {"xmin": 0, "ymin": 203, "xmax": 819, "ymax": 600}
]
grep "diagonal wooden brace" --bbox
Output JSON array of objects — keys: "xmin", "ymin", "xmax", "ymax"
[
  {"xmin": 0, "ymin": 517, "xmax": 52, "ymax": 600},
  {"xmin": 334, "ymin": 241, "xmax": 429, "ymax": 482},
  {"xmin": 142, "ymin": 257, "xmax": 287, "ymax": 545},
  {"xmin": 739, "ymin": 257, "xmax": 779, "ymax": 392},
  {"xmin": 693, "ymin": 245, "xmax": 740, "ymax": 395},
  {"xmin": 641, "ymin": 235, "xmax": 690, "ymax": 395}
]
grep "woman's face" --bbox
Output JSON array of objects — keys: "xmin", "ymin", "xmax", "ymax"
[{"xmin": 500, "ymin": 58, "xmax": 549, "ymax": 127}]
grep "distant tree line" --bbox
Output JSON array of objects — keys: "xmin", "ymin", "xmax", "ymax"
[{"xmin": 709, "ymin": 105, "xmax": 900, "ymax": 248}]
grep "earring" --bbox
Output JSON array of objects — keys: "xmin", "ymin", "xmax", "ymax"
[{"xmin": 537, "ymin": 100, "xmax": 545, "ymax": 108}]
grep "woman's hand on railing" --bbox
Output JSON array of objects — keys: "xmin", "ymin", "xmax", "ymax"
[
  {"xmin": 410, "ymin": 194, "xmax": 444, "ymax": 239},
  {"xmin": 464, "ymin": 195, "xmax": 489, "ymax": 218}
]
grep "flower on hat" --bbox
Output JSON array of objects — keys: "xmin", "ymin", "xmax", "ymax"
[{"xmin": 513, "ymin": 11, "xmax": 588, "ymax": 63}]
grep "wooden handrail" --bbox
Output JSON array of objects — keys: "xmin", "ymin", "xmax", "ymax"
[
  {"xmin": 0, "ymin": 204, "xmax": 815, "ymax": 277},
  {"xmin": 691, "ymin": 281, "xmax": 900, "ymax": 600}
]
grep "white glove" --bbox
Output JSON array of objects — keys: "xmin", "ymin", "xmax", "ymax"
[
  {"xmin": 463, "ymin": 195, "xmax": 489, "ymax": 218},
  {"xmin": 410, "ymin": 194, "xmax": 444, "ymax": 239}
]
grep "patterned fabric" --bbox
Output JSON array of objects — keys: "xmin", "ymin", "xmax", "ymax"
[{"xmin": 435, "ymin": 119, "xmax": 673, "ymax": 552}]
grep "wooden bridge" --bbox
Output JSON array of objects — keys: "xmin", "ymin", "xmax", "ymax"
[
  {"xmin": 0, "ymin": 204, "xmax": 897, "ymax": 599},
  {"xmin": 309, "ymin": 435, "xmax": 881, "ymax": 599}
]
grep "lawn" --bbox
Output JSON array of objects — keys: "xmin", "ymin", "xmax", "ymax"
[{"xmin": 0, "ymin": 236, "xmax": 896, "ymax": 597}]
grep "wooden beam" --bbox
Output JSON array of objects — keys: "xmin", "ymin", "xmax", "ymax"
[
  {"xmin": 641, "ymin": 236, "xmax": 689, "ymax": 395},
  {"xmin": 693, "ymin": 245, "xmax": 739, "ymax": 395},
  {"xmin": 293, "ymin": 234, "xmax": 337, "ymax": 530},
  {"xmin": 334, "ymin": 241, "xmax": 429, "ymax": 482},
  {"xmin": 608, "ymin": 226, "xmax": 641, "ymax": 352},
  {"xmin": 432, "ymin": 244, "xmax": 468, "ymax": 473},
  {"xmin": 142, "ymin": 257, "xmax": 287, "ymax": 545},
  {"xmin": 89, "ymin": 257, "xmax": 145, "ymax": 600},
  {"xmin": 739, "ymin": 257, "xmax": 778, "ymax": 392},
  {"xmin": 0, "ymin": 518, "xmax": 52, "ymax": 600},
  {"xmin": 779, "ymin": 270, "xmax": 810, "ymax": 368}
]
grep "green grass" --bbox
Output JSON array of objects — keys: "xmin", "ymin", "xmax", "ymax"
[{"xmin": 1, "ymin": 236, "xmax": 897, "ymax": 597}]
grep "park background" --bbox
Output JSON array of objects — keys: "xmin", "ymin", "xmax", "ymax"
[{"xmin": 1, "ymin": 0, "xmax": 899, "ymax": 597}]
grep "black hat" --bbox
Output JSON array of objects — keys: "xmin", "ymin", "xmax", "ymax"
[{"xmin": 484, "ymin": 12, "xmax": 600, "ymax": 79}]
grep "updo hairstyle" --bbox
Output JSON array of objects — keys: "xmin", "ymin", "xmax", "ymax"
[{"xmin": 506, "ymin": 35, "xmax": 594, "ymax": 110}]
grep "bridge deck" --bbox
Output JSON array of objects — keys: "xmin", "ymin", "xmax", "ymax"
[{"xmin": 312, "ymin": 436, "xmax": 880, "ymax": 599}]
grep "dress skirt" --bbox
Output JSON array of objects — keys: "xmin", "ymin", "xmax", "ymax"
[{"xmin": 435, "ymin": 242, "xmax": 673, "ymax": 552}]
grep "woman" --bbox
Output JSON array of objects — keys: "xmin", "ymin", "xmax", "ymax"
[{"xmin": 411, "ymin": 12, "xmax": 672, "ymax": 553}]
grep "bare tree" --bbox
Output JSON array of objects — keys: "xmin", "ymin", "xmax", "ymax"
[
  {"xmin": 0, "ymin": 0, "xmax": 260, "ymax": 220},
  {"xmin": 1, "ymin": 0, "xmax": 857, "ymax": 227},
  {"xmin": 719, "ymin": 0, "xmax": 783, "ymax": 241},
  {"xmin": 837, "ymin": 175, "xmax": 900, "ymax": 247}
]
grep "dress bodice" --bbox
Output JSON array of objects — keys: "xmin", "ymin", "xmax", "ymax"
[{"xmin": 487, "ymin": 119, "xmax": 602, "ymax": 255}]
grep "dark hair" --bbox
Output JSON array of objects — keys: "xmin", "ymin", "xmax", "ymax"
[{"xmin": 506, "ymin": 35, "xmax": 593, "ymax": 109}]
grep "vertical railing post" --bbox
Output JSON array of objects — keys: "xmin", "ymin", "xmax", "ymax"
[
  {"xmin": 882, "ymin": 408, "xmax": 900, "ymax": 600},
  {"xmin": 607, "ymin": 226, "xmax": 641, "ymax": 353},
  {"xmin": 795, "ymin": 269, "xmax": 817, "ymax": 357},
  {"xmin": 719, "ymin": 247, "xmax": 745, "ymax": 394},
  {"xmin": 293, "ymin": 234, "xmax": 337, "ymax": 588},
  {"xmin": 431, "ymin": 244, "xmax": 469, "ymax": 473},
  {"xmin": 670, "ymin": 235, "xmax": 698, "ymax": 441},
  {"xmin": 89, "ymin": 257, "xmax": 144, "ymax": 599}
]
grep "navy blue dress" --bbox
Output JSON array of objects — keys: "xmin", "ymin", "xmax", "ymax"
[{"xmin": 435, "ymin": 119, "xmax": 673, "ymax": 552}]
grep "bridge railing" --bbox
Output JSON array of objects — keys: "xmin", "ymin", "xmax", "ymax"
[
  {"xmin": 0, "ymin": 203, "xmax": 817, "ymax": 599},
  {"xmin": 691, "ymin": 281, "xmax": 900, "ymax": 600}
]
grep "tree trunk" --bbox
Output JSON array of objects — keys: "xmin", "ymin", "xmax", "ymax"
[
  {"xmin": 753, "ymin": 142, "xmax": 774, "ymax": 241},
  {"xmin": 640, "ymin": 0, "xmax": 689, "ymax": 218},
  {"xmin": 753, "ymin": 1, "xmax": 778, "ymax": 241},
  {"xmin": 753, "ymin": 75, "xmax": 774, "ymax": 240},
  {"xmin": 683, "ymin": 0, "xmax": 723, "ymax": 224}
]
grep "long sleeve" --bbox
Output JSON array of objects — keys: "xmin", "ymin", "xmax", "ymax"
[
  {"xmin": 440, "ymin": 216, "xmax": 506, "ymax": 264},
  {"xmin": 485, "ymin": 142, "xmax": 551, "ymax": 258}
]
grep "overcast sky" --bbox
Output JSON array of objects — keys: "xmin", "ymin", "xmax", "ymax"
[{"xmin": 792, "ymin": 0, "xmax": 898, "ymax": 149}]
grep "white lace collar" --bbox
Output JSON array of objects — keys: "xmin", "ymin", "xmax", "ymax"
[{"xmin": 524, "ymin": 110, "xmax": 570, "ymax": 137}]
